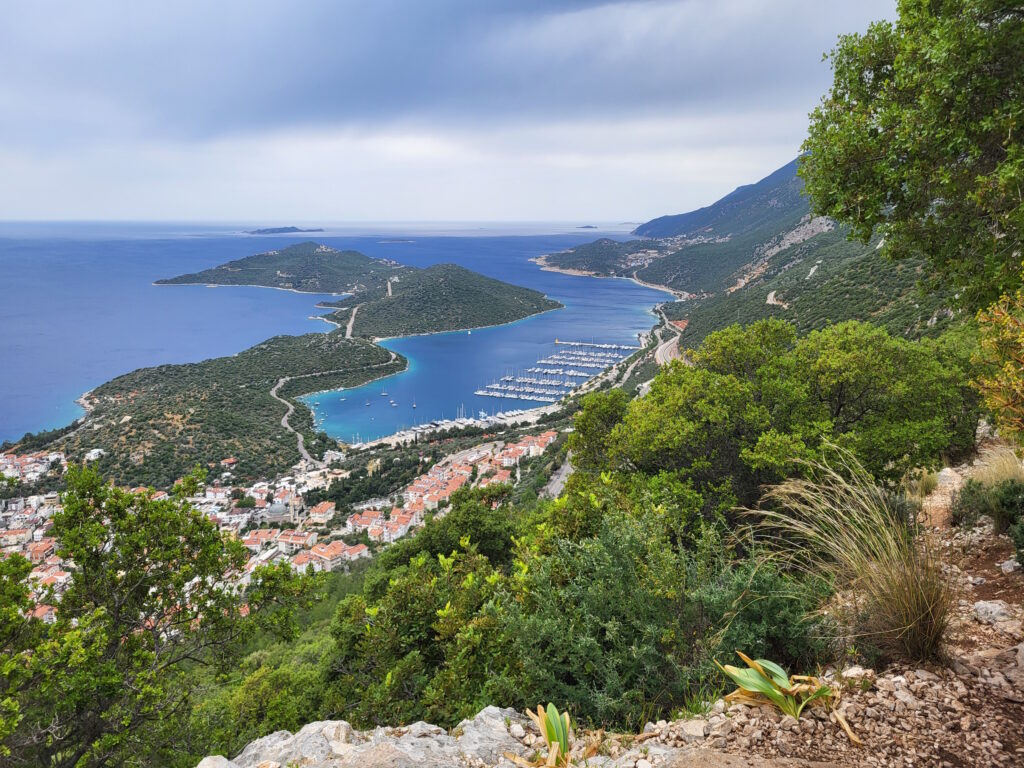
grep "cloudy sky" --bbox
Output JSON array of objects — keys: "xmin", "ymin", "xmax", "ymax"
[{"xmin": 0, "ymin": 1, "xmax": 894, "ymax": 222}]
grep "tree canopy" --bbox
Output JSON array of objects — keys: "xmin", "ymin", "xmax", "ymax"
[
  {"xmin": 0, "ymin": 466, "xmax": 318, "ymax": 767},
  {"xmin": 800, "ymin": 0, "xmax": 1024, "ymax": 310}
]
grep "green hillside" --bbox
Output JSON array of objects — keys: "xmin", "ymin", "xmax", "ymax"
[
  {"xmin": 329, "ymin": 263, "xmax": 562, "ymax": 338},
  {"xmin": 542, "ymin": 159, "xmax": 814, "ymax": 295},
  {"xmin": 55, "ymin": 333, "xmax": 403, "ymax": 487},
  {"xmin": 536, "ymin": 238, "xmax": 669, "ymax": 275},
  {"xmin": 542, "ymin": 159, "xmax": 959, "ymax": 336},
  {"xmin": 667, "ymin": 227, "xmax": 959, "ymax": 345},
  {"xmin": 635, "ymin": 158, "xmax": 805, "ymax": 239},
  {"xmin": 156, "ymin": 241, "xmax": 406, "ymax": 295}
]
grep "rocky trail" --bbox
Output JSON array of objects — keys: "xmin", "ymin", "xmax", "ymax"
[{"xmin": 196, "ymin": 458, "xmax": 1024, "ymax": 768}]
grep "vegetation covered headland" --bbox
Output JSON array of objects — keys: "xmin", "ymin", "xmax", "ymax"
[
  {"xmin": 158, "ymin": 241, "xmax": 562, "ymax": 340},
  {"xmin": 5, "ymin": 245, "xmax": 563, "ymax": 484},
  {"xmin": 54, "ymin": 332, "xmax": 404, "ymax": 488}
]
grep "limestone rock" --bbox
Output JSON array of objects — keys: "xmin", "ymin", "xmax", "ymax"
[
  {"xmin": 676, "ymin": 718, "xmax": 708, "ymax": 742},
  {"xmin": 452, "ymin": 706, "xmax": 525, "ymax": 764},
  {"xmin": 974, "ymin": 599, "xmax": 1013, "ymax": 624},
  {"xmin": 197, "ymin": 758, "xmax": 238, "ymax": 768}
]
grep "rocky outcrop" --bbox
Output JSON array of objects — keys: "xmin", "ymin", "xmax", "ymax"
[{"xmin": 197, "ymin": 706, "xmax": 529, "ymax": 768}]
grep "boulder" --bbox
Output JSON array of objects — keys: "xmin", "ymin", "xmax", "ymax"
[
  {"xmin": 197, "ymin": 758, "xmax": 238, "ymax": 768},
  {"xmin": 452, "ymin": 705, "xmax": 526, "ymax": 764},
  {"xmin": 676, "ymin": 718, "xmax": 708, "ymax": 742},
  {"xmin": 974, "ymin": 600, "xmax": 1013, "ymax": 624},
  {"xmin": 233, "ymin": 731, "xmax": 292, "ymax": 768}
]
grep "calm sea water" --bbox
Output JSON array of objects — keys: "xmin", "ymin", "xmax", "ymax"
[{"xmin": 0, "ymin": 222, "xmax": 664, "ymax": 445}]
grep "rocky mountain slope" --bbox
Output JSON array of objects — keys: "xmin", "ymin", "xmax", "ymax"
[{"xmin": 541, "ymin": 159, "xmax": 955, "ymax": 342}]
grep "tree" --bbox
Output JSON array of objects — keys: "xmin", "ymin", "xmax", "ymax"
[
  {"xmin": 800, "ymin": 0, "xmax": 1024, "ymax": 310},
  {"xmin": 977, "ymin": 290, "xmax": 1024, "ymax": 440},
  {"xmin": 0, "ymin": 465, "xmax": 319, "ymax": 767},
  {"xmin": 567, "ymin": 390, "xmax": 629, "ymax": 473}
]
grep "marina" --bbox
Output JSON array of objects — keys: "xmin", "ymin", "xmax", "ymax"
[
  {"xmin": 295, "ymin": 241, "xmax": 669, "ymax": 447},
  {"xmin": 473, "ymin": 339, "xmax": 638, "ymax": 404}
]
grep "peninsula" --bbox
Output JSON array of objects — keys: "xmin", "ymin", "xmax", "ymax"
[
  {"xmin": 159, "ymin": 241, "xmax": 563, "ymax": 338},
  {"xmin": 33, "ymin": 243, "xmax": 563, "ymax": 484}
]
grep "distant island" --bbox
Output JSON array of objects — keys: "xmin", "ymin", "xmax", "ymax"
[
  {"xmin": 246, "ymin": 226, "xmax": 325, "ymax": 235},
  {"xmin": 577, "ymin": 225, "xmax": 597, "ymax": 229}
]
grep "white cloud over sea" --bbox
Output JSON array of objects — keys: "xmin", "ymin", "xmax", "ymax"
[{"xmin": 0, "ymin": 0, "xmax": 895, "ymax": 221}]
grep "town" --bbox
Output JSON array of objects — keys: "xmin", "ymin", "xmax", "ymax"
[{"xmin": 1, "ymin": 429, "xmax": 561, "ymax": 622}]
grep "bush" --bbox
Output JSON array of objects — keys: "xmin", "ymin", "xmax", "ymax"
[
  {"xmin": 951, "ymin": 479, "xmax": 993, "ymax": 528},
  {"xmin": 755, "ymin": 449, "xmax": 952, "ymax": 663},
  {"xmin": 989, "ymin": 480, "xmax": 1024, "ymax": 536}
]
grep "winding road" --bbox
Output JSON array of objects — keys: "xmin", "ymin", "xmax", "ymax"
[
  {"xmin": 270, "ymin": 350, "xmax": 400, "ymax": 466},
  {"xmin": 653, "ymin": 306, "xmax": 682, "ymax": 365}
]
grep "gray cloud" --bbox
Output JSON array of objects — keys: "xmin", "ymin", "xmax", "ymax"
[{"xmin": 0, "ymin": 0, "xmax": 895, "ymax": 220}]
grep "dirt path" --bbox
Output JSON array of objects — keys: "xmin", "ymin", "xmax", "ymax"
[
  {"xmin": 269, "ymin": 351, "xmax": 399, "ymax": 466},
  {"xmin": 345, "ymin": 305, "xmax": 360, "ymax": 338}
]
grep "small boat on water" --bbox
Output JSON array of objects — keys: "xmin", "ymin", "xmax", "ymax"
[{"xmin": 364, "ymin": 399, "xmax": 371, "ymax": 407}]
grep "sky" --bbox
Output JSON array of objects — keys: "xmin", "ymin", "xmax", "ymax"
[{"xmin": 0, "ymin": 1, "xmax": 895, "ymax": 223}]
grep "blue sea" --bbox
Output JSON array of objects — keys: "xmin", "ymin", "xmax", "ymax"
[{"xmin": 0, "ymin": 222, "xmax": 667, "ymax": 445}]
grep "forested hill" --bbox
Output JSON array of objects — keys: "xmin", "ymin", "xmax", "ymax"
[
  {"xmin": 634, "ymin": 157, "xmax": 805, "ymax": 239},
  {"xmin": 156, "ymin": 241, "xmax": 408, "ymax": 295},
  {"xmin": 539, "ymin": 158, "xmax": 957, "ymax": 340},
  {"xmin": 159, "ymin": 242, "xmax": 562, "ymax": 337},
  {"xmin": 326, "ymin": 263, "xmax": 562, "ymax": 338},
  {"xmin": 541, "ymin": 158, "xmax": 812, "ymax": 295}
]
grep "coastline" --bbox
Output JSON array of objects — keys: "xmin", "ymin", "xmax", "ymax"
[
  {"xmin": 369, "ymin": 303, "xmax": 564, "ymax": 343},
  {"xmin": 153, "ymin": 281, "xmax": 351, "ymax": 298},
  {"xmin": 313, "ymin": 314, "xmax": 343, "ymax": 329},
  {"xmin": 26, "ymin": 251, "xmax": 655, "ymax": 459},
  {"xmin": 530, "ymin": 254, "xmax": 685, "ymax": 301}
]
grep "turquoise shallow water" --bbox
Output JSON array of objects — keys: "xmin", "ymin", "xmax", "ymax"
[{"xmin": 0, "ymin": 223, "xmax": 664, "ymax": 444}]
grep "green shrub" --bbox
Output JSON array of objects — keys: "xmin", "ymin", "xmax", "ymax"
[
  {"xmin": 1010, "ymin": 518, "xmax": 1024, "ymax": 555},
  {"xmin": 951, "ymin": 479, "xmax": 993, "ymax": 528},
  {"xmin": 989, "ymin": 480, "xmax": 1024, "ymax": 535}
]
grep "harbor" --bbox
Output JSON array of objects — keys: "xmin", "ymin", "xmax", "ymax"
[
  {"xmin": 473, "ymin": 339, "xmax": 638, "ymax": 404},
  {"xmin": 301, "ymin": 264, "xmax": 670, "ymax": 447}
]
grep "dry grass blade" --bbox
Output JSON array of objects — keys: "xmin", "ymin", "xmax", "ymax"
[
  {"xmin": 972, "ymin": 444, "xmax": 1024, "ymax": 487},
  {"xmin": 750, "ymin": 446, "xmax": 952, "ymax": 663}
]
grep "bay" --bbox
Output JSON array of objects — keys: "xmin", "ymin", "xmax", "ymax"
[{"xmin": 0, "ymin": 223, "xmax": 663, "ymax": 446}]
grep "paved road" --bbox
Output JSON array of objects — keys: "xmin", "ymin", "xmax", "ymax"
[
  {"xmin": 541, "ymin": 458, "xmax": 574, "ymax": 499},
  {"xmin": 345, "ymin": 305, "xmax": 360, "ymax": 338},
  {"xmin": 270, "ymin": 351, "xmax": 399, "ymax": 466},
  {"xmin": 653, "ymin": 306, "xmax": 682, "ymax": 365}
]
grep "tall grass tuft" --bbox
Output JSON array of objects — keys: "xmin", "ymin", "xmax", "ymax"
[
  {"xmin": 753, "ymin": 449, "xmax": 952, "ymax": 664},
  {"xmin": 971, "ymin": 444, "xmax": 1024, "ymax": 487},
  {"xmin": 900, "ymin": 468, "xmax": 939, "ymax": 501}
]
